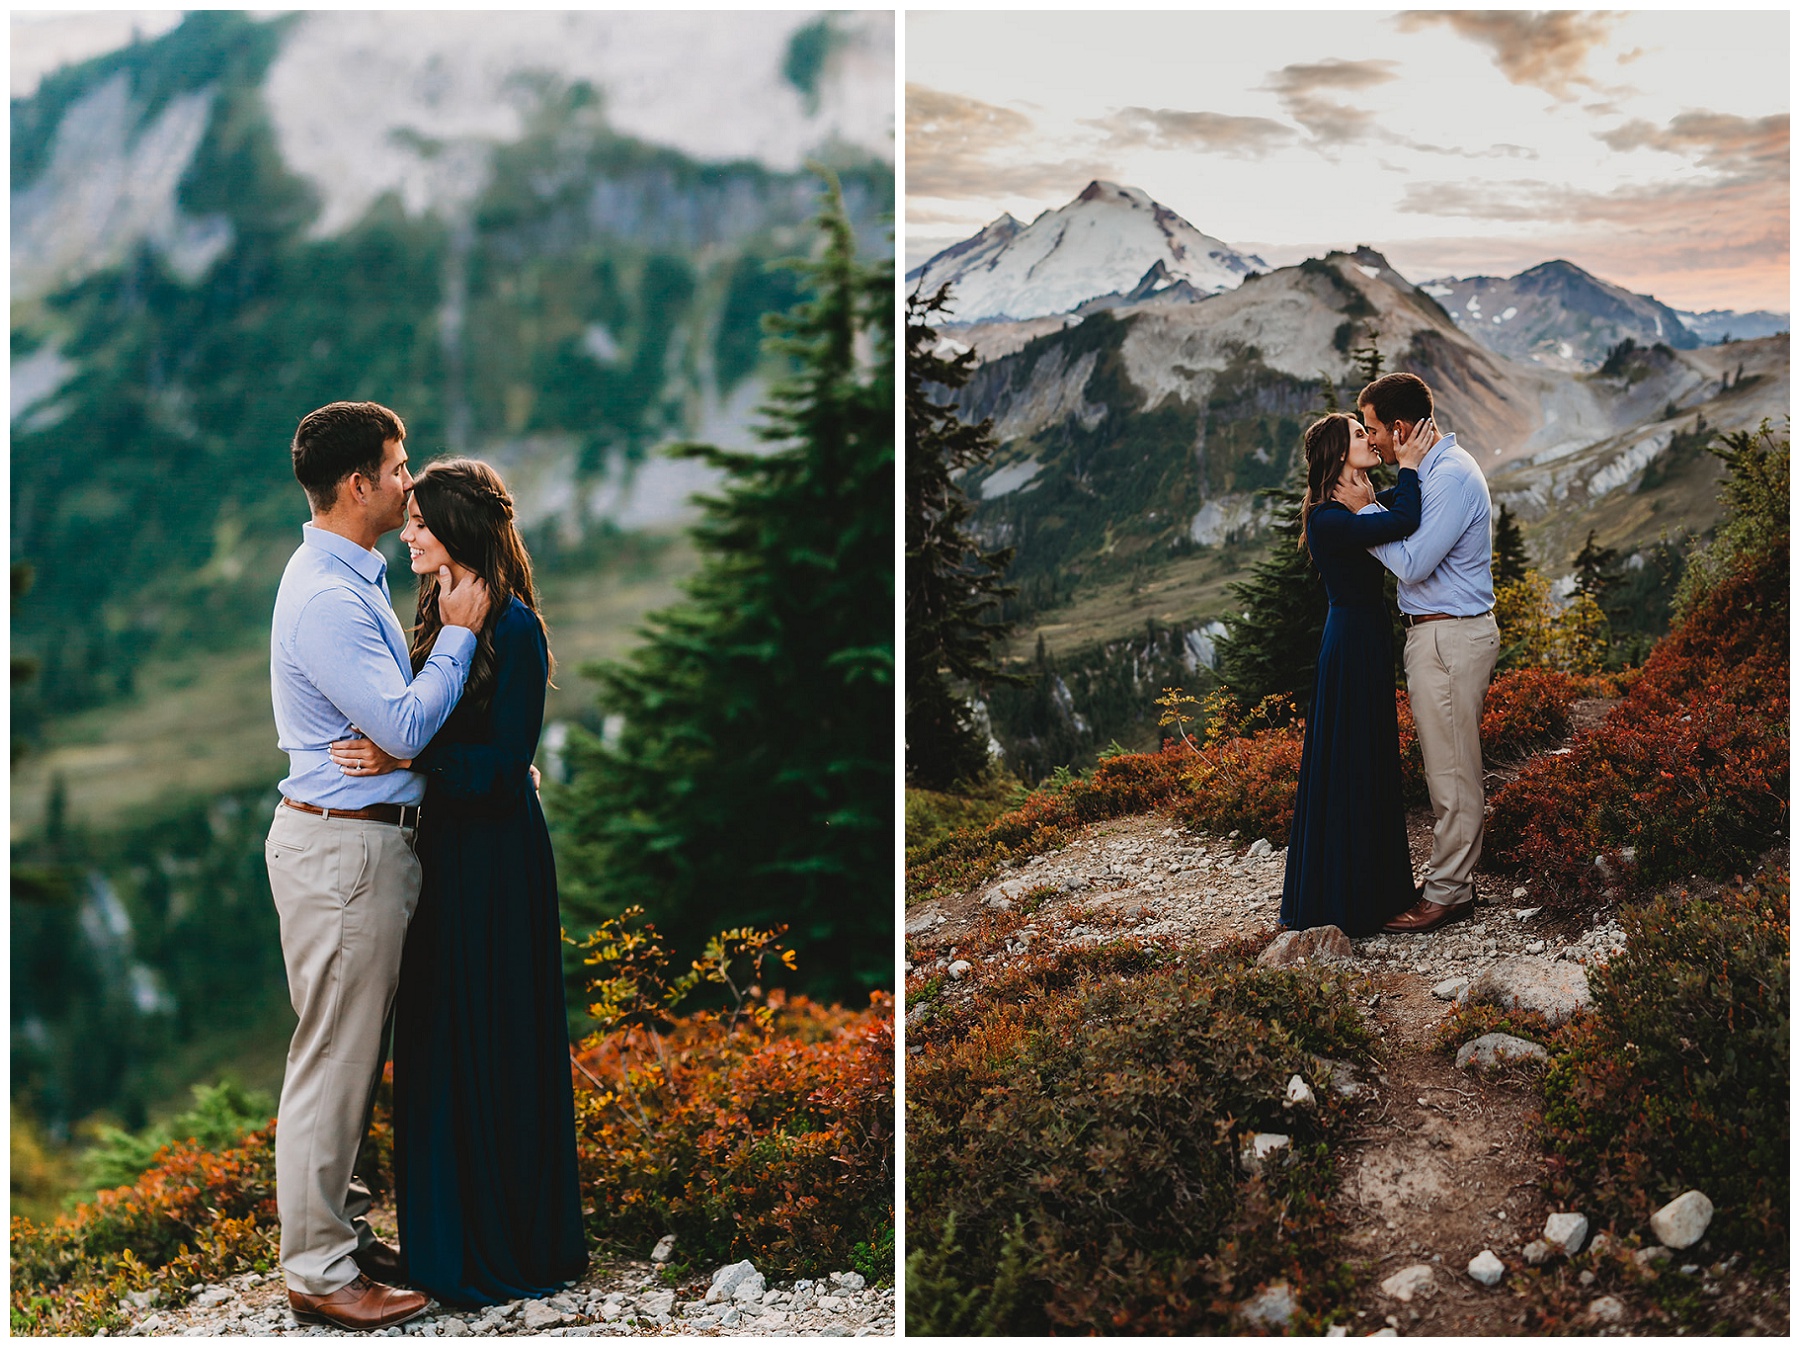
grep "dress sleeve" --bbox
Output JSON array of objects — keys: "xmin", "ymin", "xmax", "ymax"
[
  {"xmin": 411, "ymin": 606, "xmax": 546, "ymax": 802},
  {"xmin": 1309, "ymin": 467, "xmax": 1421, "ymax": 549}
]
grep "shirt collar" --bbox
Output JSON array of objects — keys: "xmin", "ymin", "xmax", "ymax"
[
  {"xmin": 303, "ymin": 523, "xmax": 387, "ymax": 585},
  {"xmin": 1419, "ymin": 431, "xmax": 1457, "ymax": 474}
]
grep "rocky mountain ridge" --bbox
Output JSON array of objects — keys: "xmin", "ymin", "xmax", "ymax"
[{"xmin": 1418, "ymin": 260, "xmax": 1698, "ymax": 372}]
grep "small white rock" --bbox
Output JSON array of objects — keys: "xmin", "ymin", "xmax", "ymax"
[
  {"xmin": 1378, "ymin": 1264, "xmax": 1436, "ymax": 1302},
  {"xmin": 1432, "ymin": 975, "xmax": 1470, "ymax": 1001},
  {"xmin": 1239, "ymin": 1132, "xmax": 1291, "ymax": 1176},
  {"xmin": 651, "ymin": 1234, "xmax": 676, "ymax": 1263},
  {"xmin": 1588, "ymin": 1295, "xmax": 1625, "ymax": 1324},
  {"xmin": 1467, "ymin": 1250, "xmax": 1505, "ymax": 1287},
  {"xmin": 1649, "ymin": 1190, "xmax": 1714, "ymax": 1250},
  {"xmin": 1523, "ymin": 1240, "xmax": 1552, "ymax": 1266},
  {"xmin": 1633, "ymin": 1245, "xmax": 1673, "ymax": 1270},
  {"xmin": 1544, "ymin": 1211, "xmax": 1590, "ymax": 1255},
  {"xmin": 1514, "ymin": 907, "xmax": 1541, "ymax": 920},
  {"xmin": 1284, "ymin": 1075, "xmax": 1316, "ymax": 1109},
  {"xmin": 947, "ymin": 960, "xmax": 972, "ymax": 979},
  {"xmin": 1239, "ymin": 1281, "xmax": 1297, "ymax": 1328},
  {"xmin": 1512, "ymin": 887, "xmax": 1529, "ymax": 900}
]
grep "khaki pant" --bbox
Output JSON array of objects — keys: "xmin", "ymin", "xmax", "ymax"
[
  {"xmin": 1403, "ymin": 613, "xmax": 1501, "ymax": 906},
  {"xmin": 265, "ymin": 805, "xmax": 421, "ymax": 1295}
]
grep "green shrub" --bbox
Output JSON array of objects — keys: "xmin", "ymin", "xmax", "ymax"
[
  {"xmin": 906, "ymin": 936, "xmax": 1373, "ymax": 1333},
  {"xmin": 904, "ymin": 764, "xmax": 1025, "ymax": 856},
  {"xmin": 1540, "ymin": 869, "xmax": 1788, "ymax": 1260},
  {"xmin": 81, "ymin": 1081, "xmax": 275, "ymax": 1193}
]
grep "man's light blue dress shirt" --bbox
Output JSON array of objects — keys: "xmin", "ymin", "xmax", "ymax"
[
  {"xmin": 1359, "ymin": 433, "xmax": 1496, "ymax": 616},
  {"xmin": 270, "ymin": 524, "xmax": 475, "ymax": 807}
]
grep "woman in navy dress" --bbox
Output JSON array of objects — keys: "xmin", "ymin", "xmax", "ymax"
[
  {"xmin": 332, "ymin": 458, "xmax": 587, "ymax": 1307},
  {"xmin": 1279, "ymin": 412, "xmax": 1434, "ymax": 935}
]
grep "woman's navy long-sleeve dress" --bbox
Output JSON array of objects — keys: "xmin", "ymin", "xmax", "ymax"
[
  {"xmin": 1279, "ymin": 470, "xmax": 1422, "ymax": 935},
  {"xmin": 393, "ymin": 597, "xmax": 588, "ymax": 1307}
]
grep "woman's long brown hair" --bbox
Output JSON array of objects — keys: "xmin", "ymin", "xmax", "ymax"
[
  {"xmin": 407, "ymin": 458, "xmax": 552, "ymax": 714},
  {"xmin": 1297, "ymin": 413, "xmax": 1356, "ymax": 553}
]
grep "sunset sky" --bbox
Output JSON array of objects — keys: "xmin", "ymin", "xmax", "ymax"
[{"xmin": 907, "ymin": 10, "xmax": 1789, "ymax": 314}]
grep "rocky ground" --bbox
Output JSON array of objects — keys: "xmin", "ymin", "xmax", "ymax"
[
  {"xmin": 118, "ymin": 1237, "xmax": 893, "ymax": 1338},
  {"xmin": 904, "ymin": 801, "xmax": 1788, "ymax": 1336}
]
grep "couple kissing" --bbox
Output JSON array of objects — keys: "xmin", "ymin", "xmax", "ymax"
[
  {"xmin": 266, "ymin": 401, "xmax": 587, "ymax": 1330},
  {"xmin": 1281, "ymin": 372, "xmax": 1501, "ymax": 938}
]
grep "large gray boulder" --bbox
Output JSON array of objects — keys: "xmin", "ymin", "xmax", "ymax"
[
  {"xmin": 1258, "ymin": 926, "xmax": 1354, "ymax": 968},
  {"xmin": 1465, "ymin": 956, "xmax": 1592, "ymax": 1025},
  {"xmin": 1649, "ymin": 1190, "xmax": 1714, "ymax": 1249},
  {"xmin": 1455, "ymin": 1032, "xmax": 1549, "ymax": 1071},
  {"xmin": 705, "ymin": 1261, "xmax": 760, "ymax": 1305}
]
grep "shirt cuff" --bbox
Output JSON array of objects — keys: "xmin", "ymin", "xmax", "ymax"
[{"xmin": 431, "ymin": 625, "xmax": 478, "ymax": 663}]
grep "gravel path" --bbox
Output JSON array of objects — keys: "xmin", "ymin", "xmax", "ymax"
[
  {"xmin": 120, "ymin": 1253, "xmax": 893, "ymax": 1338},
  {"xmin": 904, "ymin": 812, "xmax": 1625, "ymax": 987}
]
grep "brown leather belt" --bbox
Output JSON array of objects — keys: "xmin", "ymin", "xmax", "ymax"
[
  {"xmin": 1402, "ymin": 610, "xmax": 1493, "ymax": 627},
  {"xmin": 283, "ymin": 797, "xmax": 421, "ymax": 827}
]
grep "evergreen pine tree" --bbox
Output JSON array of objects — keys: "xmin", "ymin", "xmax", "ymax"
[
  {"xmin": 556, "ymin": 181, "xmax": 892, "ymax": 1001},
  {"xmin": 1572, "ymin": 529, "xmax": 1622, "ymax": 605},
  {"xmin": 1493, "ymin": 503, "xmax": 1529, "ymax": 589},
  {"xmin": 905, "ymin": 285, "xmax": 1025, "ymax": 789}
]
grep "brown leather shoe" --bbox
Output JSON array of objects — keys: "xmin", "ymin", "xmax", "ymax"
[
  {"xmin": 289, "ymin": 1274, "xmax": 427, "ymax": 1330},
  {"xmin": 1382, "ymin": 897, "xmax": 1475, "ymax": 933},
  {"xmin": 354, "ymin": 1238, "xmax": 406, "ymax": 1285}
]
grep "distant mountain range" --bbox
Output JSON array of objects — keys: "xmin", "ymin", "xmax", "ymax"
[
  {"xmin": 914, "ymin": 185, "xmax": 1789, "ymax": 774},
  {"xmin": 905, "ymin": 180, "xmax": 1266, "ymax": 323},
  {"xmin": 1418, "ymin": 261, "xmax": 1698, "ymax": 370},
  {"xmin": 913, "ymin": 183, "xmax": 1784, "ymax": 373}
]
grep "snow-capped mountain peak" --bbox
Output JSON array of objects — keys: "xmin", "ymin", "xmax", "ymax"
[{"xmin": 906, "ymin": 180, "xmax": 1266, "ymax": 323}]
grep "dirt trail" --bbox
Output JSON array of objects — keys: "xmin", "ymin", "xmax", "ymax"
[
  {"xmin": 1335, "ymin": 972, "xmax": 1551, "ymax": 1335},
  {"xmin": 905, "ymin": 804, "xmax": 1620, "ymax": 1335}
]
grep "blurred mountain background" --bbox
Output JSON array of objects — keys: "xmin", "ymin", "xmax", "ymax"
[
  {"xmin": 908, "ymin": 182, "xmax": 1786, "ymax": 783},
  {"xmin": 10, "ymin": 9, "xmax": 892, "ymax": 1208}
]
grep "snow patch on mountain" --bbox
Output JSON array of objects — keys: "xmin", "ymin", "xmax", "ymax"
[
  {"xmin": 907, "ymin": 181, "xmax": 1265, "ymax": 322},
  {"xmin": 12, "ymin": 71, "xmax": 233, "ymax": 299}
]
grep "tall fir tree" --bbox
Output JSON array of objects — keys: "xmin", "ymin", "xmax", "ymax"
[
  {"xmin": 556, "ymin": 181, "xmax": 892, "ymax": 1001},
  {"xmin": 905, "ymin": 285, "xmax": 1024, "ymax": 789},
  {"xmin": 1493, "ymin": 503, "xmax": 1529, "ymax": 589}
]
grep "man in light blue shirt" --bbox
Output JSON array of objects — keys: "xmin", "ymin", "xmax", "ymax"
[
  {"xmin": 1336, "ymin": 372, "xmax": 1499, "ymax": 933},
  {"xmin": 265, "ymin": 401, "xmax": 489, "ymax": 1330}
]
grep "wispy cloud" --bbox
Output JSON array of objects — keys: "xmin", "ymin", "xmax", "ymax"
[
  {"xmin": 1262, "ymin": 58, "xmax": 1398, "ymax": 144},
  {"xmin": 1396, "ymin": 11, "xmax": 1623, "ymax": 100},
  {"xmin": 1084, "ymin": 106, "xmax": 1295, "ymax": 156},
  {"xmin": 905, "ymin": 82, "xmax": 1100, "ymax": 200},
  {"xmin": 1596, "ymin": 111, "xmax": 1788, "ymax": 178}
]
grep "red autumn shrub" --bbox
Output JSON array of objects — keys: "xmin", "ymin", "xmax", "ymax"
[
  {"xmin": 11, "ymin": 1124, "xmax": 281, "ymax": 1335},
  {"xmin": 1178, "ymin": 725, "xmax": 1306, "ymax": 843},
  {"xmin": 571, "ymin": 991, "xmax": 893, "ymax": 1280},
  {"xmin": 1540, "ymin": 870, "xmax": 1788, "ymax": 1259},
  {"xmin": 1487, "ymin": 556, "xmax": 1788, "ymax": 899},
  {"xmin": 906, "ymin": 746, "xmax": 1193, "ymax": 902}
]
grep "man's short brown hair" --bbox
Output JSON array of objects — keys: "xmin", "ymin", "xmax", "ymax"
[
  {"xmin": 291, "ymin": 402, "xmax": 405, "ymax": 513},
  {"xmin": 1357, "ymin": 372, "xmax": 1433, "ymax": 428}
]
